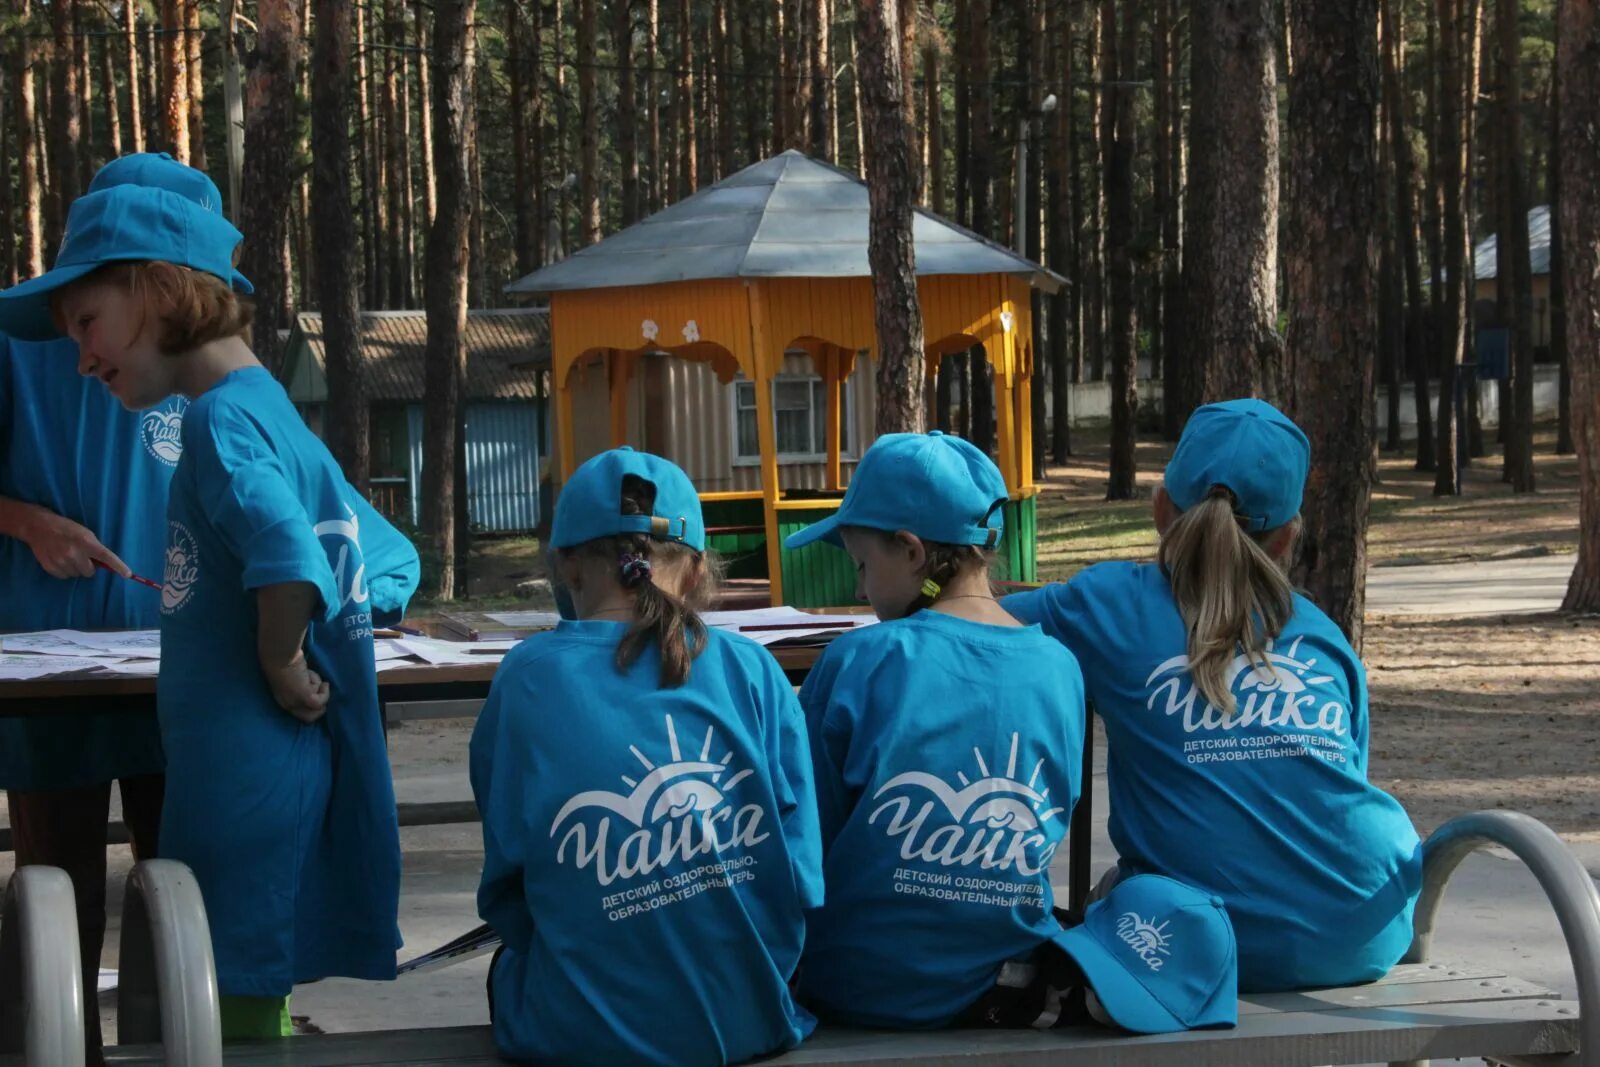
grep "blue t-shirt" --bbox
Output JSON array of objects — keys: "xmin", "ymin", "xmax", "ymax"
[
  {"xmin": 797, "ymin": 611, "xmax": 1087, "ymax": 1028},
  {"xmin": 472, "ymin": 620, "xmax": 824, "ymax": 1066},
  {"xmin": 0, "ymin": 334, "xmax": 179, "ymax": 790},
  {"xmin": 158, "ymin": 366, "xmax": 407, "ymax": 997},
  {"xmin": 1004, "ymin": 562, "xmax": 1422, "ymax": 992}
]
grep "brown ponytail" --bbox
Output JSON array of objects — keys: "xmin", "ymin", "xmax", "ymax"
[
  {"xmin": 1158, "ymin": 488, "xmax": 1295, "ymax": 712},
  {"xmin": 557, "ymin": 475, "xmax": 718, "ymax": 687}
]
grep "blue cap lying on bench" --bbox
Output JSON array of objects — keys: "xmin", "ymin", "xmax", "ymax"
[{"xmin": 1051, "ymin": 874, "xmax": 1238, "ymax": 1034}]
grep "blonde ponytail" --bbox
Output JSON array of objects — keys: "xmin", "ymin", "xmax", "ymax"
[{"xmin": 1159, "ymin": 489, "xmax": 1295, "ymax": 712}]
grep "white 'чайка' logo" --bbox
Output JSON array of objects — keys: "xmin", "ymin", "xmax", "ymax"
[
  {"xmin": 867, "ymin": 733, "xmax": 1064, "ymax": 875},
  {"xmin": 312, "ymin": 503, "xmax": 369, "ymax": 611},
  {"xmin": 140, "ymin": 398, "xmax": 187, "ymax": 466},
  {"xmin": 550, "ymin": 716, "xmax": 770, "ymax": 887},
  {"xmin": 1115, "ymin": 912, "xmax": 1173, "ymax": 971},
  {"xmin": 1145, "ymin": 635, "xmax": 1349, "ymax": 738},
  {"xmin": 162, "ymin": 521, "xmax": 199, "ymax": 613}
]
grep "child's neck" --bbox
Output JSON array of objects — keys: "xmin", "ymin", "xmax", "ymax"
[
  {"xmin": 926, "ymin": 568, "xmax": 1023, "ymax": 627},
  {"xmin": 174, "ymin": 335, "xmax": 261, "ymax": 399}
]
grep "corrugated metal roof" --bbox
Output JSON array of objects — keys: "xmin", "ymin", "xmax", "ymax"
[
  {"xmin": 505, "ymin": 150, "xmax": 1067, "ymax": 297},
  {"xmin": 290, "ymin": 309, "xmax": 549, "ymax": 401},
  {"xmin": 1474, "ymin": 205, "xmax": 1552, "ymax": 280}
]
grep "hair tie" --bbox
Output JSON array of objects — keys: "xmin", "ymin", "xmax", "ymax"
[
  {"xmin": 619, "ymin": 553, "xmax": 653, "ymax": 589},
  {"xmin": 920, "ymin": 577, "xmax": 943, "ymax": 600}
]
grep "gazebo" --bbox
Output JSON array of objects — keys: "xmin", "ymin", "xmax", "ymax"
[{"xmin": 506, "ymin": 150, "xmax": 1065, "ymax": 607}]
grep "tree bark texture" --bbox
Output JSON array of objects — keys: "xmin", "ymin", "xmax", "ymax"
[
  {"xmin": 576, "ymin": 0, "xmax": 600, "ymax": 243},
  {"xmin": 12, "ymin": 0, "xmax": 44, "ymax": 280},
  {"xmin": 311, "ymin": 0, "xmax": 368, "ymax": 494},
  {"xmin": 50, "ymin": 0, "xmax": 82, "ymax": 209},
  {"xmin": 966, "ymin": 0, "xmax": 994, "ymax": 453},
  {"xmin": 1495, "ymin": 0, "xmax": 1535, "ymax": 490},
  {"xmin": 1104, "ymin": 0, "xmax": 1139, "ymax": 500},
  {"xmin": 1556, "ymin": 0, "xmax": 1599, "ymax": 610},
  {"xmin": 614, "ymin": 0, "xmax": 640, "ymax": 226},
  {"xmin": 1548, "ymin": 67, "xmax": 1573, "ymax": 455},
  {"xmin": 677, "ymin": 0, "xmax": 696, "ymax": 196},
  {"xmin": 100, "ymin": 15, "xmax": 122, "ymax": 158},
  {"xmin": 1432, "ymin": 0, "xmax": 1466, "ymax": 494},
  {"xmin": 240, "ymin": 0, "xmax": 302, "ymax": 375},
  {"xmin": 185, "ymin": 0, "xmax": 205, "ymax": 169},
  {"xmin": 125, "ymin": 0, "xmax": 143, "ymax": 151},
  {"xmin": 422, "ymin": 0, "xmax": 476, "ymax": 599},
  {"xmin": 1185, "ymin": 0, "xmax": 1282, "ymax": 407},
  {"xmin": 856, "ymin": 0, "xmax": 926, "ymax": 435},
  {"xmin": 1284, "ymin": 0, "xmax": 1380, "ymax": 646}
]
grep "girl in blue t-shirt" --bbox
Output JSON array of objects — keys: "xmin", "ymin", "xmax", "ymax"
[
  {"xmin": 784, "ymin": 432, "xmax": 1087, "ymax": 1029},
  {"xmin": 1004, "ymin": 399, "xmax": 1422, "ymax": 993},
  {"xmin": 0, "ymin": 159, "xmax": 420, "ymax": 1039},
  {"xmin": 471, "ymin": 448, "xmax": 823, "ymax": 1066}
]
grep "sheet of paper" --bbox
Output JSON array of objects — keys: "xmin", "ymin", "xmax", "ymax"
[
  {"xmin": 98, "ymin": 660, "xmax": 161, "ymax": 676},
  {"xmin": 483, "ymin": 611, "xmax": 561, "ymax": 630},
  {"xmin": 65, "ymin": 630, "xmax": 162, "ymax": 658},
  {"xmin": 0, "ymin": 654, "xmax": 118, "ymax": 679},
  {"xmin": 701, "ymin": 607, "xmax": 817, "ymax": 629},
  {"xmin": 394, "ymin": 636, "xmax": 507, "ymax": 666},
  {"xmin": 372, "ymin": 640, "xmax": 412, "ymax": 662},
  {"xmin": 0, "ymin": 629, "xmax": 105, "ymax": 656}
]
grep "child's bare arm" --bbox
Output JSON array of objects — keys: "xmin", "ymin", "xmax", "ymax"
[{"xmin": 256, "ymin": 581, "xmax": 329, "ymax": 723}]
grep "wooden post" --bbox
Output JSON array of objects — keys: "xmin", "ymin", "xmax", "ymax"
[
  {"xmin": 823, "ymin": 346, "xmax": 843, "ymax": 491},
  {"xmin": 1016, "ymin": 341, "xmax": 1035, "ymax": 489},
  {"xmin": 607, "ymin": 350, "xmax": 631, "ymax": 448},
  {"xmin": 993, "ymin": 319, "xmax": 1019, "ymax": 494},
  {"xmin": 748, "ymin": 283, "xmax": 785, "ymax": 605},
  {"xmin": 557, "ymin": 368, "xmax": 578, "ymax": 480}
]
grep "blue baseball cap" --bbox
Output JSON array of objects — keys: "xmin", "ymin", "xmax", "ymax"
[
  {"xmin": 784, "ymin": 431, "xmax": 1008, "ymax": 551},
  {"xmin": 0, "ymin": 157, "xmax": 253, "ymax": 341},
  {"xmin": 552, "ymin": 447, "xmax": 706, "ymax": 553},
  {"xmin": 1164, "ymin": 399, "xmax": 1310, "ymax": 532},
  {"xmin": 1050, "ymin": 874, "xmax": 1237, "ymax": 1034}
]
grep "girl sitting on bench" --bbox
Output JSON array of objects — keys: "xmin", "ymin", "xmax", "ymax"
[
  {"xmin": 471, "ymin": 448, "xmax": 824, "ymax": 1065},
  {"xmin": 784, "ymin": 431, "xmax": 1088, "ymax": 1029},
  {"xmin": 1005, "ymin": 399, "xmax": 1423, "ymax": 993}
]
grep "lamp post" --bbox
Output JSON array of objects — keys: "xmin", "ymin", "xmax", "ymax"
[{"xmin": 1014, "ymin": 94, "xmax": 1058, "ymax": 256}]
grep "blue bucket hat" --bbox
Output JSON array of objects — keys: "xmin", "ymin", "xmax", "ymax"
[
  {"xmin": 0, "ymin": 156, "xmax": 253, "ymax": 342},
  {"xmin": 552, "ymin": 448, "xmax": 706, "ymax": 553},
  {"xmin": 784, "ymin": 431, "xmax": 1008, "ymax": 551},
  {"xmin": 1050, "ymin": 874, "xmax": 1238, "ymax": 1035},
  {"xmin": 1164, "ymin": 399, "xmax": 1310, "ymax": 532}
]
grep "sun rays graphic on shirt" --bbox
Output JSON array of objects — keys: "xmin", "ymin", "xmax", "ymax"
[
  {"xmin": 550, "ymin": 716, "xmax": 754, "ymax": 833},
  {"xmin": 872, "ymin": 733, "xmax": 1064, "ymax": 832}
]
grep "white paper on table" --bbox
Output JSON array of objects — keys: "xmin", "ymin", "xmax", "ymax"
[
  {"xmin": 701, "ymin": 608, "xmax": 877, "ymax": 646},
  {"xmin": 394, "ymin": 636, "xmax": 508, "ymax": 665},
  {"xmin": 98, "ymin": 660, "xmax": 161, "ymax": 676},
  {"xmin": 372, "ymin": 640, "xmax": 412, "ymax": 662},
  {"xmin": 0, "ymin": 629, "xmax": 105, "ymax": 656},
  {"xmin": 483, "ymin": 611, "xmax": 561, "ymax": 630},
  {"xmin": 0, "ymin": 653, "xmax": 120, "ymax": 679},
  {"xmin": 64, "ymin": 630, "xmax": 162, "ymax": 658}
]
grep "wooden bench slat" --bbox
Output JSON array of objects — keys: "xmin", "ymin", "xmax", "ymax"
[
  {"xmin": 1239, "ymin": 973, "xmax": 1558, "ymax": 1015},
  {"xmin": 98, "ymin": 989, "xmax": 1579, "ymax": 1067}
]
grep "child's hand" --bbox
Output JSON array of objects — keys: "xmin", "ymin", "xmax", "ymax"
[{"xmin": 264, "ymin": 653, "xmax": 330, "ymax": 723}]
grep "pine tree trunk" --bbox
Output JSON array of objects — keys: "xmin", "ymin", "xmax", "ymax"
[
  {"xmin": 1105, "ymin": 0, "xmax": 1139, "ymax": 500},
  {"xmin": 423, "ymin": 0, "xmax": 477, "ymax": 599},
  {"xmin": 312, "ymin": 0, "xmax": 367, "ymax": 488},
  {"xmin": 399, "ymin": 3, "xmax": 416, "ymax": 303},
  {"xmin": 1185, "ymin": 0, "xmax": 1282, "ymax": 405},
  {"xmin": 737, "ymin": 0, "xmax": 759, "ymax": 168},
  {"xmin": 968, "ymin": 0, "xmax": 995, "ymax": 453},
  {"xmin": 1285, "ymin": 0, "xmax": 1379, "ymax": 644},
  {"xmin": 1463, "ymin": 0, "xmax": 1485, "ymax": 462},
  {"xmin": 185, "ymin": 0, "xmax": 205, "ymax": 168},
  {"xmin": 101, "ymin": 17, "xmax": 122, "ymax": 158},
  {"xmin": 13, "ymin": 0, "xmax": 44, "ymax": 280},
  {"xmin": 714, "ymin": 0, "xmax": 735, "ymax": 173},
  {"xmin": 1496, "ymin": 0, "xmax": 1535, "ymax": 489},
  {"xmin": 677, "ymin": 0, "xmax": 696, "ymax": 195},
  {"xmin": 529, "ymin": 0, "xmax": 546, "ymax": 265},
  {"xmin": 355, "ymin": 1, "xmax": 376, "ymax": 305},
  {"xmin": 145, "ymin": 19, "xmax": 160, "ymax": 152},
  {"xmin": 1549, "ymin": 62, "xmax": 1573, "ymax": 455},
  {"xmin": 1048, "ymin": 0, "xmax": 1073, "ymax": 460},
  {"xmin": 812, "ymin": 0, "xmax": 832, "ymax": 159},
  {"xmin": 615, "ymin": 0, "xmax": 640, "ymax": 225},
  {"xmin": 1432, "ymin": 0, "xmax": 1465, "ymax": 494},
  {"xmin": 75, "ymin": 1, "xmax": 93, "ymax": 186},
  {"xmin": 50, "ymin": 0, "xmax": 82, "ymax": 207},
  {"xmin": 1556, "ymin": 0, "xmax": 1598, "ymax": 609},
  {"xmin": 1159, "ymin": 0, "xmax": 1187, "ymax": 440},
  {"xmin": 509, "ymin": 0, "xmax": 532, "ymax": 271},
  {"xmin": 122, "ymin": 0, "xmax": 142, "ymax": 151},
  {"xmin": 1382, "ymin": 0, "xmax": 1416, "ymax": 454},
  {"xmin": 953, "ymin": 0, "xmax": 968, "ymax": 222},
  {"xmin": 0, "ymin": 76, "xmax": 11, "ymax": 286},
  {"xmin": 772, "ymin": 0, "xmax": 788, "ymax": 153},
  {"xmin": 849, "ymin": 25, "xmax": 865, "ymax": 174},
  {"xmin": 648, "ymin": 0, "xmax": 663, "ymax": 209},
  {"xmin": 1083, "ymin": 2, "xmax": 1104, "ymax": 383},
  {"xmin": 857, "ymin": 0, "xmax": 926, "ymax": 434},
  {"xmin": 793, "ymin": 0, "xmax": 813, "ymax": 150},
  {"xmin": 577, "ymin": 0, "xmax": 600, "ymax": 242},
  {"xmin": 417, "ymin": 0, "xmax": 436, "ymax": 228},
  {"xmin": 384, "ymin": 0, "xmax": 407, "ymax": 307},
  {"xmin": 240, "ymin": 0, "xmax": 301, "ymax": 375}
]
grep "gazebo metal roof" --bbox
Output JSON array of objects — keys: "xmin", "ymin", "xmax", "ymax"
[{"xmin": 505, "ymin": 150, "xmax": 1066, "ymax": 296}]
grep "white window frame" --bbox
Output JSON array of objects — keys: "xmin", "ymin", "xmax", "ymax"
[{"xmin": 730, "ymin": 373, "xmax": 857, "ymax": 466}]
